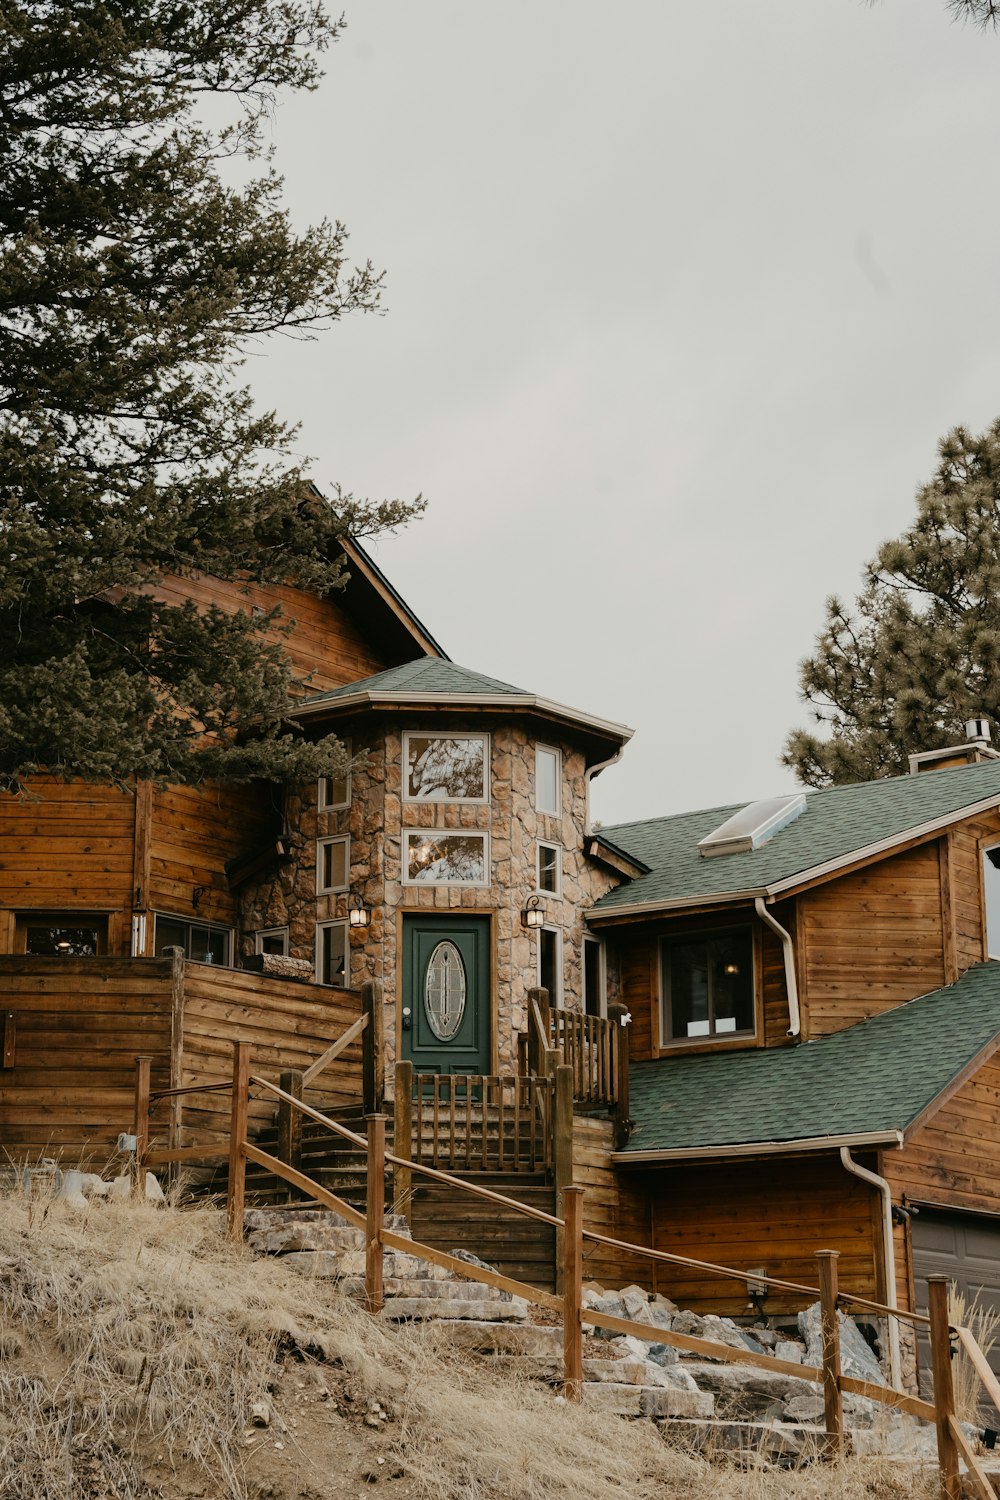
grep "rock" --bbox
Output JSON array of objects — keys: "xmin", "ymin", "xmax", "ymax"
[
  {"xmin": 782, "ymin": 1393, "xmax": 825, "ymax": 1424},
  {"xmin": 621, "ymin": 1287, "xmax": 651, "ymax": 1320},
  {"xmin": 55, "ymin": 1171, "xmax": 89, "ymax": 1210},
  {"xmin": 447, "ymin": 1249, "xmax": 511, "ymax": 1300},
  {"xmin": 250, "ymin": 1401, "xmax": 271, "ymax": 1428},
  {"xmin": 672, "ymin": 1310, "xmax": 705, "ymax": 1337},
  {"xmin": 108, "ymin": 1175, "xmax": 132, "ymax": 1201},
  {"xmin": 697, "ymin": 1316, "xmax": 768, "ymax": 1357},
  {"xmin": 144, "ymin": 1172, "xmax": 164, "ymax": 1203},
  {"xmin": 774, "ymin": 1340, "xmax": 803, "ymax": 1364},
  {"xmin": 750, "ymin": 1327, "xmax": 778, "ymax": 1349},
  {"xmin": 590, "ymin": 1292, "xmax": 628, "ymax": 1338},
  {"xmin": 682, "ymin": 1362, "xmax": 815, "ymax": 1422},
  {"xmin": 646, "ymin": 1341, "xmax": 680, "ymax": 1368},
  {"xmin": 797, "ymin": 1303, "xmax": 885, "ymax": 1385}
]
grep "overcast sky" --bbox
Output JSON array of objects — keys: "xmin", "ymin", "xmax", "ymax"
[{"xmin": 248, "ymin": 0, "xmax": 1000, "ymax": 827}]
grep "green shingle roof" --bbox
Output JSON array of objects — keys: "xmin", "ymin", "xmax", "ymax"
[
  {"xmin": 300, "ymin": 657, "xmax": 530, "ymax": 703},
  {"xmin": 594, "ymin": 758, "xmax": 1000, "ymax": 913},
  {"xmin": 621, "ymin": 962, "xmax": 1000, "ymax": 1157}
]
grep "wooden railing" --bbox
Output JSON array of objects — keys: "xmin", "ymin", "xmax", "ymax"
[
  {"xmin": 136, "ymin": 1040, "xmax": 1000, "ymax": 1498},
  {"xmin": 395, "ymin": 1063, "xmax": 552, "ymax": 1174},
  {"xmin": 526, "ymin": 989, "xmax": 630, "ymax": 1144}
]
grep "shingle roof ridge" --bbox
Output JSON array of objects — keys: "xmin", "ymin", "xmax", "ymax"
[{"xmin": 304, "ymin": 656, "xmax": 530, "ymax": 702}]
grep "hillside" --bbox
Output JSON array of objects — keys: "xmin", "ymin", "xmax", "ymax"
[{"xmin": 0, "ymin": 1187, "xmax": 937, "ymax": 1500}]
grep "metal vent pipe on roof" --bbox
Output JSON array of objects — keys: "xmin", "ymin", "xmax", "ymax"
[
  {"xmin": 965, "ymin": 716, "xmax": 991, "ymax": 745},
  {"xmin": 753, "ymin": 898, "xmax": 800, "ymax": 1038}
]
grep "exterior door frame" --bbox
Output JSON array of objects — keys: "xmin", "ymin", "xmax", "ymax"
[{"xmin": 395, "ymin": 906, "xmax": 497, "ymax": 1074}]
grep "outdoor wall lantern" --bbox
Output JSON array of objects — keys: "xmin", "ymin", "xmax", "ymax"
[
  {"xmin": 348, "ymin": 894, "xmax": 372, "ymax": 930},
  {"xmin": 521, "ymin": 895, "xmax": 544, "ymax": 929}
]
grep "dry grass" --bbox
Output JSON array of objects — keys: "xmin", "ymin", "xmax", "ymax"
[
  {"xmin": 0, "ymin": 1184, "xmax": 943, "ymax": 1500},
  {"xmin": 948, "ymin": 1284, "xmax": 1000, "ymax": 1423}
]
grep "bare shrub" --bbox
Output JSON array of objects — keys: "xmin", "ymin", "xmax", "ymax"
[{"xmin": 948, "ymin": 1284, "xmax": 1000, "ymax": 1423}]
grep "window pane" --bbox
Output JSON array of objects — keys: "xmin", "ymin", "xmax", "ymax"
[
  {"xmin": 538, "ymin": 843, "xmax": 559, "ymax": 893},
  {"xmin": 190, "ymin": 925, "xmax": 228, "ymax": 965},
  {"xmin": 539, "ymin": 928, "xmax": 559, "ymax": 1000},
  {"xmin": 321, "ymin": 772, "xmax": 350, "ymax": 809},
  {"xmin": 584, "ymin": 940, "xmax": 603, "ymax": 1018},
  {"xmin": 668, "ymin": 942, "xmax": 710, "ymax": 1039},
  {"xmin": 536, "ymin": 748, "xmax": 559, "ymax": 814},
  {"xmin": 320, "ymin": 923, "xmax": 347, "ymax": 986},
  {"xmin": 320, "ymin": 839, "xmax": 348, "ymax": 891},
  {"xmin": 711, "ymin": 932, "xmax": 754, "ymax": 1034},
  {"xmin": 985, "ymin": 849, "xmax": 1000, "ymax": 958},
  {"xmin": 258, "ymin": 931, "xmax": 288, "ymax": 956},
  {"xmin": 405, "ymin": 833, "xmax": 487, "ymax": 884},
  {"xmin": 155, "ymin": 918, "xmax": 188, "ymax": 955},
  {"xmin": 406, "ymin": 735, "xmax": 486, "ymax": 800},
  {"xmin": 26, "ymin": 925, "xmax": 99, "ymax": 956}
]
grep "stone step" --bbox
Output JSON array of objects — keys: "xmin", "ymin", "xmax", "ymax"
[
  {"xmin": 381, "ymin": 1295, "xmax": 531, "ymax": 1323},
  {"xmin": 580, "ymin": 1383, "xmax": 713, "ymax": 1420},
  {"xmin": 664, "ymin": 1417, "xmax": 833, "ymax": 1462}
]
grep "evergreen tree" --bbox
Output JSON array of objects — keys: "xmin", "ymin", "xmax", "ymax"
[
  {"xmin": 784, "ymin": 420, "xmax": 1000, "ymax": 787},
  {"xmin": 0, "ymin": 1, "xmax": 421, "ymax": 793}
]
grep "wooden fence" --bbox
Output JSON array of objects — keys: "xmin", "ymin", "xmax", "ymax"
[{"xmin": 185, "ymin": 1039, "xmax": 1000, "ymax": 1500}]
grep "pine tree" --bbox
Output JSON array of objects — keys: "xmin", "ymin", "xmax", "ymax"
[
  {"xmin": 0, "ymin": 1, "xmax": 421, "ymax": 793},
  {"xmin": 784, "ymin": 420, "xmax": 1000, "ymax": 787}
]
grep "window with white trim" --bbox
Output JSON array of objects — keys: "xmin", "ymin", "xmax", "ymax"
[
  {"xmin": 983, "ymin": 846, "xmax": 1000, "ymax": 959},
  {"xmin": 536, "ymin": 841, "xmax": 561, "ymax": 896},
  {"xmin": 255, "ymin": 927, "xmax": 289, "ymax": 957},
  {"xmin": 317, "ymin": 920, "xmax": 349, "ymax": 986},
  {"xmin": 403, "ymin": 732, "xmax": 489, "ymax": 803},
  {"xmin": 154, "ymin": 914, "xmax": 231, "ymax": 966},
  {"xmin": 584, "ymin": 935, "xmax": 606, "ymax": 1018},
  {"xmin": 660, "ymin": 927, "xmax": 754, "ymax": 1044},
  {"xmin": 537, "ymin": 925, "xmax": 561, "ymax": 1004},
  {"xmin": 535, "ymin": 745, "xmax": 560, "ymax": 816},
  {"xmin": 403, "ymin": 831, "xmax": 489, "ymax": 885},
  {"xmin": 319, "ymin": 745, "xmax": 351, "ymax": 812},
  {"xmin": 317, "ymin": 836, "xmax": 349, "ymax": 894}
]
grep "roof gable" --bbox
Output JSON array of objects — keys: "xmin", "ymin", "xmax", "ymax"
[
  {"xmin": 619, "ymin": 962, "xmax": 1000, "ymax": 1159},
  {"xmin": 593, "ymin": 759, "xmax": 1000, "ymax": 916}
]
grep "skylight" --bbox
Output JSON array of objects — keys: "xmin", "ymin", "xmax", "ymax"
[{"xmin": 698, "ymin": 794, "xmax": 807, "ymax": 859}]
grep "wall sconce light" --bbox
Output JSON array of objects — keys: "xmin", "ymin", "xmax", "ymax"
[
  {"xmin": 522, "ymin": 895, "xmax": 544, "ymax": 930},
  {"xmin": 348, "ymin": 894, "xmax": 372, "ymax": 930}
]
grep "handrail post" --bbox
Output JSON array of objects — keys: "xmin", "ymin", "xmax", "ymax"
[
  {"xmin": 928, "ymin": 1274, "xmax": 961, "ymax": 1500},
  {"xmin": 609, "ymin": 1003, "xmax": 630, "ymax": 1148},
  {"xmin": 562, "ymin": 1185, "xmax": 584, "ymax": 1401},
  {"xmin": 361, "ymin": 980, "xmax": 384, "ymax": 1115},
  {"xmin": 226, "ymin": 1040, "xmax": 250, "ymax": 1242},
  {"xmin": 553, "ymin": 1063, "xmax": 574, "ymax": 1293},
  {"xmin": 393, "ymin": 1062, "xmax": 413, "ymax": 1214},
  {"xmin": 132, "ymin": 1055, "xmax": 152, "ymax": 1198},
  {"xmin": 277, "ymin": 1069, "xmax": 304, "ymax": 1199},
  {"xmin": 816, "ymin": 1250, "xmax": 843, "ymax": 1457},
  {"xmin": 366, "ymin": 1112, "xmax": 388, "ymax": 1313}
]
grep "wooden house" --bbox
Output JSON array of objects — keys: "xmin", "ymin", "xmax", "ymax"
[{"xmin": 7, "ymin": 541, "xmax": 1000, "ymax": 1396}]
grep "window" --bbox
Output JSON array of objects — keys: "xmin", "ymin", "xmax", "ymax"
[
  {"xmin": 17, "ymin": 913, "xmax": 106, "ymax": 956},
  {"xmin": 403, "ymin": 831, "xmax": 489, "ymax": 886},
  {"xmin": 317, "ymin": 836, "xmax": 349, "ymax": 894},
  {"xmin": 537, "ymin": 926, "xmax": 561, "ymax": 1004},
  {"xmin": 536, "ymin": 841, "xmax": 561, "ymax": 895},
  {"xmin": 403, "ymin": 733, "xmax": 488, "ymax": 803},
  {"xmin": 255, "ymin": 928, "xmax": 289, "ymax": 957},
  {"xmin": 660, "ymin": 928, "xmax": 754, "ymax": 1044},
  {"xmin": 584, "ymin": 936, "xmax": 606, "ymax": 1018},
  {"xmin": 154, "ymin": 915, "xmax": 231, "ymax": 966},
  {"xmin": 319, "ymin": 744, "xmax": 351, "ymax": 811},
  {"xmin": 536, "ymin": 745, "xmax": 560, "ymax": 816},
  {"xmin": 698, "ymin": 794, "xmax": 806, "ymax": 859},
  {"xmin": 984, "ymin": 847, "xmax": 1000, "ymax": 959},
  {"xmin": 317, "ymin": 920, "xmax": 348, "ymax": 986}
]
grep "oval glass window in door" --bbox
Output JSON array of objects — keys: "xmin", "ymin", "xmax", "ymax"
[{"xmin": 424, "ymin": 940, "xmax": 467, "ymax": 1041}]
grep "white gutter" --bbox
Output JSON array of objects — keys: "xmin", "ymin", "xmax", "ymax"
[
  {"xmin": 754, "ymin": 897, "xmax": 800, "ymax": 1037},
  {"xmin": 839, "ymin": 1147, "xmax": 902, "ymax": 1390},
  {"xmin": 610, "ymin": 1129, "xmax": 904, "ymax": 1164},
  {"xmin": 585, "ymin": 744, "xmax": 627, "ymax": 836}
]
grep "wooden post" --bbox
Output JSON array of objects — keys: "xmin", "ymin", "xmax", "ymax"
[
  {"xmin": 527, "ymin": 986, "xmax": 551, "ymax": 1076},
  {"xmin": 277, "ymin": 1069, "xmax": 304, "ymax": 1200},
  {"xmin": 393, "ymin": 1061, "xmax": 413, "ymax": 1215},
  {"xmin": 366, "ymin": 1113, "xmax": 387, "ymax": 1314},
  {"xmin": 609, "ymin": 1003, "xmax": 630, "ymax": 1149},
  {"xmin": 132, "ymin": 1055, "xmax": 152, "ymax": 1198},
  {"xmin": 928, "ymin": 1274, "xmax": 961, "ymax": 1500},
  {"xmin": 816, "ymin": 1250, "xmax": 843, "ymax": 1457},
  {"xmin": 167, "ymin": 947, "xmax": 186, "ymax": 1161},
  {"xmin": 562, "ymin": 1185, "xmax": 584, "ymax": 1402},
  {"xmin": 226, "ymin": 1041, "xmax": 250, "ymax": 1242},
  {"xmin": 553, "ymin": 1063, "xmax": 574, "ymax": 1293},
  {"xmin": 361, "ymin": 980, "xmax": 384, "ymax": 1116}
]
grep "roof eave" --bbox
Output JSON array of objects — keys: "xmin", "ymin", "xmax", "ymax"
[
  {"xmin": 292, "ymin": 690, "xmax": 634, "ymax": 746},
  {"xmin": 611, "ymin": 1128, "xmax": 905, "ymax": 1165}
]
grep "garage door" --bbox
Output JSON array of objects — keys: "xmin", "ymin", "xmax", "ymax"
[{"xmin": 912, "ymin": 1207, "xmax": 1000, "ymax": 1418}]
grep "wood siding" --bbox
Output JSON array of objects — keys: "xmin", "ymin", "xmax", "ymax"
[
  {"xmin": 884, "ymin": 1054, "xmax": 1000, "ymax": 1221},
  {"xmin": 147, "ymin": 782, "xmax": 279, "ymax": 936},
  {"xmin": 174, "ymin": 964, "xmax": 364, "ymax": 1149},
  {"xmin": 0, "ymin": 956, "xmax": 173, "ymax": 1159},
  {"xmin": 147, "ymin": 573, "xmax": 387, "ymax": 696},
  {"xmin": 644, "ymin": 1155, "xmax": 882, "ymax": 1317},
  {"xmin": 572, "ymin": 1115, "xmax": 651, "ymax": 1287},
  {"xmin": 797, "ymin": 843, "xmax": 946, "ymax": 1038},
  {"xmin": 0, "ymin": 778, "xmax": 136, "ymax": 920}
]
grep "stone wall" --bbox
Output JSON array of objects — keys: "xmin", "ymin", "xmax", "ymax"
[{"xmin": 239, "ymin": 715, "xmax": 624, "ymax": 1071}]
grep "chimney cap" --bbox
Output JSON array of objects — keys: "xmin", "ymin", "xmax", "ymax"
[{"xmin": 965, "ymin": 716, "xmax": 992, "ymax": 745}]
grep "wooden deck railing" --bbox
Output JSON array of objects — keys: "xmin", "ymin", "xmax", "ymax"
[
  {"xmin": 525, "ymin": 989, "xmax": 631, "ymax": 1144},
  {"xmin": 136, "ymin": 1040, "xmax": 1000, "ymax": 1498},
  {"xmin": 395, "ymin": 1063, "xmax": 552, "ymax": 1174}
]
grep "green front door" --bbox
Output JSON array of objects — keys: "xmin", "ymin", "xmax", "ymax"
[{"xmin": 401, "ymin": 915, "xmax": 491, "ymax": 1075}]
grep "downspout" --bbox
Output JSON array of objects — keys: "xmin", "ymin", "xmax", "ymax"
[
  {"xmin": 839, "ymin": 1146, "xmax": 903, "ymax": 1390},
  {"xmin": 753, "ymin": 897, "xmax": 801, "ymax": 1038},
  {"xmin": 584, "ymin": 745, "xmax": 626, "ymax": 836}
]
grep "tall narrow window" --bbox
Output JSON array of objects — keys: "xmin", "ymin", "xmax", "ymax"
[
  {"xmin": 255, "ymin": 928, "xmax": 289, "ymax": 957},
  {"xmin": 984, "ymin": 847, "xmax": 1000, "ymax": 959},
  {"xmin": 537, "ymin": 926, "xmax": 561, "ymax": 1004},
  {"xmin": 317, "ymin": 920, "xmax": 348, "ymax": 986},
  {"xmin": 661, "ymin": 928, "xmax": 754, "ymax": 1044},
  {"xmin": 537, "ymin": 841, "xmax": 561, "ymax": 895},
  {"xmin": 319, "ymin": 745, "xmax": 351, "ymax": 812},
  {"xmin": 584, "ymin": 936, "xmax": 605, "ymax": 1018},
  {"xmin": 317, "ymin": 837, "xmax": 349, "ymax": 894},
  {"xmin": 536, "ymin": 745, "xmax": 560, "ymax": 816}
]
